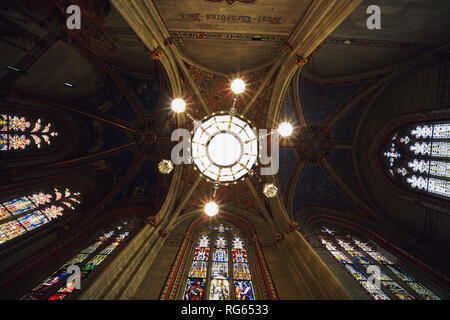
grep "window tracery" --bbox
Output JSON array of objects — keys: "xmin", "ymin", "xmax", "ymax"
[
  {"xmin": 382, "ymin": 122, "xmax": 450, "ymax": 199},
  {"xmin": 0, "ymin": 114, "xmax": 58, "ymax": 151},
  {"xmin": 184, "ymin": 224, "xmax": 255, "ymax": 300},
  {"xmin": 0, "ymin": 188, "xmax": 81, "ymax": 245}
]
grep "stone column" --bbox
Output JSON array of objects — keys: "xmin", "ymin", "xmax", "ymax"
[{"xmin": 80, "ymin": 167, "xmax": 183, "ymax": 299}]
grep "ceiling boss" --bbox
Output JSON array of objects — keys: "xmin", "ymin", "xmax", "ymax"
[{"xmin": 158, "ymin": 78, "xmax": 294, "ymax": 217}]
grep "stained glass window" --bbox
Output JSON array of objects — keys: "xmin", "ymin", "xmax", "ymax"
[
  {"xmin": 184, "ymin": 236, "xmax": 209, "ymax": 300},
  {"xmin": 184, "ymin": 225, "xmax": 254, "ymax": 300},
  {"xmin": 22, "ymin": 222, "xmax": 130, "ymax": 300},
  {"xmin": 354, "ymin": 239, "xmax": 440, "ymax": 300},
  {"xmin": 232, "ymin": 237, "xmax": 254, "ymax": 300},
  {"xmin": 212, "ymin": 224, "xmax": 230, "ymax": 233},
  {"xmin": 0, "ymin": 114, "xmax": 58, "ymax": 151},
  {"xmin": 382, "ymin": 121, "xmax": 450, "ymax": 199},
  {"xmin": 0, "ymin": 188, "xmax": 81, "ymax": 245},
  {"xmin": 321, "ymin": 239, "xmax": 390, "ymax": 300},
  {"xmin": 22, "ymin": 221, "xmax": 132, "ymax": 300},
  {"xmin": 319, "ymin": 226, "xmax": 441, "ymax": 300},
  {"xmin": 337, "ymin": 239, "xmax": 414, "ymax": 300}
]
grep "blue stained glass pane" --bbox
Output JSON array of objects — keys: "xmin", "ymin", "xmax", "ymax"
[
  {"xmin": 189, "ymin": 261, "xmax": 208, "ymax": 278},
  {"xmin": 0, "ymin": 115, "xmax": 8, "ymax": 131},
  {"xmin": 3, "ymin": 197, "xmax": 36, "ymax": 216},
  {"xmin": 233, "ymin": 263, "xmax": 251, "ymax": 280},
  {"xmin": 80, "ymin": 241, "xmax": 103, "ymax": 254},
  {"xmin": 0, "ymin": 134, "xmax": 8, "ymax": 150},
  {"xmin": 184, "ymin": 278, "xmax": 206, "ymax": 300},
  {"xmin": 235, "ymin": 280, "xmax": 254, "ymax": 300},
  {"xmin": 213, "ymin": 248, "xmax": 228, "ymax": 262},
  {"xmin": 26, "ymin": 271, "xmax": 68, "ymax": 300},
  {"xmin": 17, "ymin": 211, "xmax": 48, "ymax": 231}
]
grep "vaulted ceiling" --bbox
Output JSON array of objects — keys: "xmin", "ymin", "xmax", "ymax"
[{"xmin": 1, "ymin": 0, "xmax": 450, "ymax": 282}]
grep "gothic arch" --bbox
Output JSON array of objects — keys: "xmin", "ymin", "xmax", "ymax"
[
  {"xmin": 0, "ymin": 100, "xmax": 87, "ymax": 168},
  {"xmin": 159, "ymin": 212, "xmax": 278, "ymax": 300},
  {"xmin": 305, "ymin": 214, "xmax": 450, "ymax": 294},
  {"xmin": 20, "ymin": 214, "xmax": 141, "ymax": 300},
  {"xmin": 0, "ymin": 202, "xmax": 147, "ymax": 299},
  {"xmin": 369, "ymin": 109, "xmax": 450, "ymax": 213},
  {"xmin": 0, "ymin": 172, "xmax": 99, "ymax": 253}
]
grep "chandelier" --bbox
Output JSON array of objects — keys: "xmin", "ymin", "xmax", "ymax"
[{"xmin": 158, "ymin": 78, "xmax": 293, "ymax": 217}]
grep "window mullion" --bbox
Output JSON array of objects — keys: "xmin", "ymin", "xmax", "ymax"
[
  {"xmin": 228, "ymin": 235, "xmax": 235, "ymax": 300},
  {"xmin": 26, "ymin": 195, "xmax": 51, "ymax": 223},
  {"xmin": 205, "ymin": 235, "xmax": 214, "ymax": 300},
  {"xmin": 0, "ymin": 202, "xmax": 28, "ymax": 232}
]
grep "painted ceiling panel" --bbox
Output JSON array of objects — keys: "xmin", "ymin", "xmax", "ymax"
[
  {"xmin": 293, "ymin": 166, "xmax": 355, "ymax": 211},
  {"xmin": 93, "ymin": 150, "xmax": 134, "ymax": 174},
  {"xmin": 307, "ymin": 45, "xmax": 425, "ymax": 78},
  {"xmin": 117, "ymin": 71, "xmax": 160, "ymax": 114},
  {"xmin": 182, "ymin": 38, "xmax": 275, "ymax": 74},
  {"xmin": 299, "ymin": 79, "xmax": 366, "ymax": 123},
  {"xmin": 84, "ymin": 120, "xmax": 128, "ymax": 154},
  {"xmin": 14, "ymin": 41, "xmax": 108, "ymax": 99},
  {"xmin": 304, "ymin": 0, "xmax": 450, "ymax": 79},
  {"xmin": 79, "ymin": 151, "xmax": 135, "ymax": 196},
  {"xmin": 333, "ymin": 0, "xmax": 450, "ymax": 44},
  {"xmin": 120, "ymin": 160, "xmax": 157, "ymax": 199},
  {"xmin": 332, "ymin": 99, "xmax": 366, "ymax": 142},
  {"xmin": 329, "ymin": 151, "xmax": 358, "ymax": 193},
  {"xmin": 82, "ymin": 86, "xmax": 136, "ymax": 123},
  {"xmin": 153, "ymin": 0, "xmax": 310, "ymax": 35},
  {"xmin": 153, "ymin": 0, "xmax": 311, "ymax": 72}
]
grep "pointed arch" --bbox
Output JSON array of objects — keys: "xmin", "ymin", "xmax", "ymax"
[
  {"xmin": 369, "ymin": 110, "xmax": 450, "ymax": 211},
  {"xmin": 305, "ymin": 214, "xmax": 449, "ymax": 299},
  {"xmin": 0, "ymin": 101, "xmax": 83, "ymax": 167},
  {"xmin": 0, "ymin": 187, "xmax": 82, "ymax": 245},
  {"xmin": 0, "ymin": 170, "xmax": 104, "ymax": 253},
  {"xmin": 182, "ymin": 223, "xmax": 255, "ymax": 300},
  {"xmin": 22, "ymin": 218, "xmax": 138, "ymax": 300},
  {"xmin": 0, "ymin": 113, "xmax": 58, "ymax": 151},
  {"xmin": 382, "ymin": 121, "xmax": 450, "ymax": 198},
  {"xmin": 159, "ymin": 213, "xmax": 278, "ymax": 300}
]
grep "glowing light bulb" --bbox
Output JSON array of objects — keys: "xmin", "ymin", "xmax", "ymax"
[
  {"xmin": 277, "ymin": 122, "xmax": 293, "ymax": 137},
  {"xmin": 204, "ymin": 201, "xmax": 219, "ymax": 217},
  {"xmin": 230, "ymin": 78, "xmax": 246, "ymax": 94},
  {"xmin": 171, "ymin": 98, "xmax": 186, "ymax": 113},
  {"xmin": 263, "ymin": 183, "xmax": 278, "ymax": 198},
  {"xmin": 158, "ymin": 159, "xmax": 174, "ymax": 174}
]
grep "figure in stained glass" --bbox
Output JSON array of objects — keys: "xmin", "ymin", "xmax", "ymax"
[
  {"xmin": 320, "ymin": 225, "xmax": 441, "ymax": 300},
  {"xmin": 235, "ymin": 280, "xmax": 254, "ymax": 300},
  {"xmin": 183, "ymin": 225, "xmax": 256, "ymax": 300},
  {"xmin": 209, "ymin": 279, "xmax": 230, "ymax": 300},
  {"xmin": 185, "ymin": 278, "xmax": 206, "ymax": 300}
]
